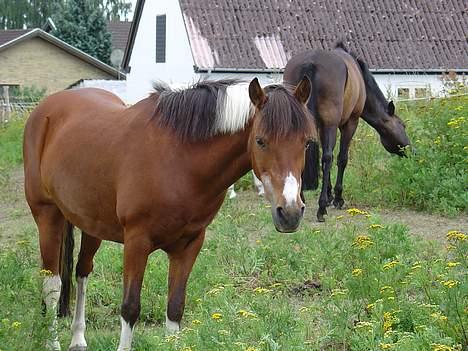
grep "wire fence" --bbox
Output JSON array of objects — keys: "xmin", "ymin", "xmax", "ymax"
[{"xmin": 0, "ymin": 101, "xmax": 39, "ymax": 124}]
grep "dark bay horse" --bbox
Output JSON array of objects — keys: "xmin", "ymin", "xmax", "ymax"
[
  {"xmin": 284, "ymin": 43, "xmax": 410, "ymax": 222},
  {"xmin": 24, "ymin": 78, "xmax": 316, "ymax": 350}
]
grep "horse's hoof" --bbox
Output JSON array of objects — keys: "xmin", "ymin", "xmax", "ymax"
[
  {"xmin": 317, "ymin": 216, "xmax": 326, "ymax": 222},
  {"xmin": 69, "ymin": 347, "xmax": 87, "ymax": 351},
  {"xmin": 333, "ymin": 199, "xmax": 345, "ymax": 209}
]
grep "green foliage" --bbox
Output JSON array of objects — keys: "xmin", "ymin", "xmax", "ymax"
[
  {"xmin": 0, "ymin": 0, "xmax": 62, "ymax": 29},
  {"xmin": 9, "ymin": 85, "xmax": 47, "ymax": 103},
  {"xmin": 0, "ymin": 197, "xmax": 466, "ymax": 350},
  {"xmin": 53, "ymin": 0, "xmax": 113, "ymax": 64},
  {"xmin": 0, "ymin": 0, "xmax": 132, "ymax": 29},
  {"xmin": 343, "ymin": 95, "xmax": 467, "ymax": 216}
]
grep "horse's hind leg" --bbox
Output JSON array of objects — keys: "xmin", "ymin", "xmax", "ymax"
[
  {"xmin": 33, "ymin": 204, "xmax": 66, "ymax": 351},
  {"xmin": 317, "ymin": 126, "xmax": 337, "ymax": 222},
  {"xmin": 69, "ymin": 232, "xmax": 101, "ymax": 351},
  {"xmin": 334, "ymin": 118, "xmax": 359, "ymax": 209}
]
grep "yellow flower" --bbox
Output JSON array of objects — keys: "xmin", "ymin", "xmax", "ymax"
[
  {"xmin": 211, "ymin": 313, "xmax": 222, "ymax": 320},
  {"xmin": 383, "ymin": 260, "xmax": 399, "ymax": 270},
  {"xmin": 39, "ymin": 269, "xmax": 53, "ymax": 276},
  {"xmin": 165, "ymin": 334, "xmax": 179, "ymax": 342},
  {"xmin": 191, "ymin": 319, "xmax": 202, "ymax": 325},
  {"xmin": 353, "ymin": 235, "xmax": 374, "ymax": 249},
  {"xmin": 245, "ymin": 347, "xmax": 259, "ymax": 351},
  {"xmin": 367, "ymin": 303, "xmax": 375, "ymax": 310},
  {"xmin": 270, "ymin": 282, "xmax": 282, "ymax": 288},
  {"xmin": 447, "ymin": 262, "xmax": 460, "ymax": 268},
  {"xmin": 347, "ymin": 208, "xmax": 369, "ymax": 216},
  {"xmin": 446, "ymin": 230, "xmax": 466, "ymax": 241},
  {"xmin": 380, "ymin": 343, "xmax": 394, "ymax": 350},
  {"xmin": 11, "ymin": 321, "xmax": 21, "ymax": 328},
  {"xmin": 441, "ymin": 280, "xmax": 459, "ymax": 288},
  {"xmin": 431, "ymin": 344, "xmax": 455, "ymax": 351},
  {"xmin": 253, "ymin": 287, "xmax": 271, "ymax": 294},
  {"xmin": 331, "ymin": 289, "xmax": 348, "ymax": 297},
  {"xmin": 352, "ymin": 268, "xmax": 363, "ymax": 277},
  {"xmin": 383, "ymin": 311, "xmax": 399, "ymax": 332},
  {"xmin": 380, "ymin": 286, "xmax": 394, "ymax": 294},
  {"xmin": 238, "ymin": 310, "xmax": 257, "ymax": 318},
  {"xmin": 355, "ymin": 321, "xmax": 373, "ymax": 329},
  {"xmin": 369, "ymin": 224, "xmax": 383, "ymax": 229},
  {"xmin": 299, "ymin": 307, "xmax": 309, "ymax": 313},
  {"xmin": 336, "ymin": 215, "xmax": 344, "ymax": 220}
]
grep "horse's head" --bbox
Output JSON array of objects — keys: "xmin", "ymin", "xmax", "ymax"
[
  {"xmin": 375, "ymin": 101, "xmax": 410, "ymax": 156},
  {"xmin": 248, "ymin": 77, "xmax": 317, "ymax": 233}
]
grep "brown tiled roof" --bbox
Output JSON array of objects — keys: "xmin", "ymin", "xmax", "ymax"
[
  {"xmin": 178, "ymin": 0, "xmax": 467, "ymax": 72},
  {"xmin": 0, "ymin": 29, "xmax": 31, "ymax": 46},
  {"xmin": 107, "ymin": 21, "xmax": 132, "ymax": 51}
]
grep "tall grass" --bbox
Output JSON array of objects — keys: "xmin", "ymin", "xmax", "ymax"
[
  {"xmin": 341, "ymin": 95, "xmax": 467, "ymax": 216},
  {"xmin": 0, "ymin": 117, "xmax": 25, "ymax": 190}
]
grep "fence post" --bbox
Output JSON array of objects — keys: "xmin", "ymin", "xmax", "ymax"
[{"xmin": 1, "ymin": 86, "xmax": 10, "ymax": 124}]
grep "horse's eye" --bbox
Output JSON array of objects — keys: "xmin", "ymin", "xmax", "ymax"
[
  {"xmin": 256, "ymin": 137, "xmax": 266, "ymax": 149},
  {"xmin": 305, "ymin": 139, "xmax": 313, "ymax": 149}
]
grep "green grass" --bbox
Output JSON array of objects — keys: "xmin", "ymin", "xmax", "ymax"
[
  {"xmin": 344, "ymin": 95, "xmax": 467, "ymax": 216},
  {"xmin": 0, "ymin": 196, "xmax": 466, "ymax": 351},
  {"xmin": 0, "ymin": 99, "xmax": 466, "ymax": 350}
]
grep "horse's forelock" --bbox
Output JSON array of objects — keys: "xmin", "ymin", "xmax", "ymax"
[{"xmin": 258, "ymin": 86, "xmax": 312, "ymax": 139}]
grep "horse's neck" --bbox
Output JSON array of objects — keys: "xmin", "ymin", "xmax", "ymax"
[
  {"xmin": 360, "ymin": 93, "xmax": 384, "ymax": 130},
  {"xmin": 186, "ymin": 126, "xmax": 252, "ymax": 195}
]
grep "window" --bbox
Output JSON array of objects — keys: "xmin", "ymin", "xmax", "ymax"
[
  {"xmin": 415, "ymin": 87, "xmax": 428, "ymax": 98},
  {"xmin": 155, "ymin": 15, "xmax": 166, "ymax": 63},
  {"xmin": 397, "ymin": 88, "xmax": 410, "ymax": 99}
]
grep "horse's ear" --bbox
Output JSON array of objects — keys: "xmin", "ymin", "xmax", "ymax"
[
  {"xmin": 249, "ymin": 78, "xmax": 267, "ymax": 109},
  {"xmin": 294, "ymin": 76, "xmax": 311, "ymax": 104},
  {"xmin": 388, "ymin": 101, "xmax": 395, "ymax": 115}
]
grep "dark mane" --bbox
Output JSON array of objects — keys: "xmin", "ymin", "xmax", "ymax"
[
  {"xmin": 152, "ymin": 79, "xmax": 243, "ymax": 141},
  {"xmin": 334, "ymin": 42, "xmax": 388, "ymax": 106},
  {"xmin": 260, "ymin": 84, "xmax": 312, "ymax": 139}
]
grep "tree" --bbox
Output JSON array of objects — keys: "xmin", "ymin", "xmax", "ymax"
[
  {"xmin": 52, "ymin": 0, "xmax": 113, "ymax": 64},
  {"xmin": 0, "ymin": 0, "xmax": 131, "ymax": 29}
]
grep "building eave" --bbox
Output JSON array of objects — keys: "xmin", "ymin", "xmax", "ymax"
[
  {"xmin": 0, "ymin": 28, "xmax": 125, "ymax": 79},
  {"xmin": 122, "ymin": 0, "xmax": 145, "ymax": 72}
]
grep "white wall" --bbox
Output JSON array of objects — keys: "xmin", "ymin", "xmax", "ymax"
[
  {"xmin": 374, "ymin": 73, "xmax": 444, "ymax": 100},
  {"xmin": 126, "ymin": 0, "xmax": 197, "ymax": 103}
]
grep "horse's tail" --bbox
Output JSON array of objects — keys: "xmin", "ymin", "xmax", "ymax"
[
  {"xmin": 299, "ymin": 63, "xmax": 320, "ymax": 191},
  {"xmin": 58, "ymin": 221, "xmax": 74, "ymax": 317},
  {"xmin": 302, "ymin": 140, "xmax": 320, "ymax": 190}
]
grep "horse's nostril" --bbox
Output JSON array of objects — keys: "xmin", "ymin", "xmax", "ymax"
[{"xmin": 276, "ymin": 206, "xmax": 286, "ymax": 221}]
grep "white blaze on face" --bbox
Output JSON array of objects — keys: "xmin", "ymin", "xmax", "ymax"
[{"xmin": 282, "ymin": 173, "xmax": 299, "ymax": 207}]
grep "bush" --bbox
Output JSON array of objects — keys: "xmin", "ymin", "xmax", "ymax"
[{"xmin": 344, "ymin": 95, "xmax": 467, "ymax": 216}]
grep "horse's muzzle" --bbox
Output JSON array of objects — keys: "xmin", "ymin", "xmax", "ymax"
[{"xmin": 272, "ymin": 205, "xmax": 305, "ymax": 233}]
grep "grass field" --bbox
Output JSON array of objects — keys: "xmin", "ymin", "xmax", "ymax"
[{"xmin": 0, "ymin": 96, "xmax": 466, "ymax": 351}]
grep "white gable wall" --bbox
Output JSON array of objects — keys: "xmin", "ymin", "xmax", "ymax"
[
  {"xmin": 374, "ymin": 73, "xmax": 445, "ymax": 100},
  {"xmin": 126, "ymin": 0, "xmax": 197, "ymax": 103}
]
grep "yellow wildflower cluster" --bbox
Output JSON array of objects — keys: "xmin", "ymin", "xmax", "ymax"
[
  {"xmin": 39, "ymin": 269, "xmax": 53, "ymax": 276},
  {"xmin": 238, "ymin": 310, "xmax": 257, "ymax": 318},
  {"xmin": 353, "ymin": 235, "xmax": 374, "ymax": 249},
  {"xmin": 380, "ymin": 286, "xmax": 394, "ymax": 294},
  {"xmin": 441, "ymin": 280, "xmax": 459, "ymax": 288},
  {"xmin": 299, "ymin": 307, "xmax": 309, "ymax": 313},
  {"xmin": 431, "ymin": 312, "xmax": 448, "ymax": 322},
  {"xmin": 191, "ymin": 319, "xmax": 202, "ymax": 325},
  {"xmin": 11, "ymin": 321, "xmax": 21, "ymax": 328},
  {"xmin": 434, "ymin": 136, "xmax": 441, "ymax": 145},
  {"xmin": 431, "ymin": 344, "xmax": 455, "ymax": 351},
  {"xmin": 355, "ymin": 321, "xmax": 373, "ymax": 329},
  {"xmin": 352, "ymin": 268, "xmax": 363, "ymax": 277},
  {"xmin": 369, "ymin": 224, "xmax": 383, "ymax": 229},
  {"xmin": 447, "ymin": 262, "xmax": 460, "ymax": 268},
  {"xmin": 380, "ymin": 343, "xmax": 395, "ymax": 350},
  {"xmin": 446, "ymin": 230, "xmax": 466, "ymax": 241},
  {"xmin": 383, "ymin": 260, "xmax": 400, "ymax": 270},
  {"xmin": 447, "ymin": 116, "xmax": 465, "ymax": 129},
  {"xmin": 347, "ymin": 208, "xmax": 369, "ymax": 216},
  {"xmin": 211, "ymin": 313, "xmax": 222, "ymax": 320},
  {"xmin": 253, "ymin": 287, "xmax": 271, "ymax": 294},
  {"xmin": 383, "ymin": 311, "xmax": 399, "ymax": 332},
  {"xmin": 331, "ymin": 289, "xmax": 348, "ymax": 297}
]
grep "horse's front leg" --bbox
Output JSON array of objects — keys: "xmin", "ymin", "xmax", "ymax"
[
  {"xmin": 317, "ymin": 126, "xmax": 337, "ymax": 222},
  {"xmin": 334, "ymin": 118, "xmax": 359, "ymax": 209},
  {"xmin": 117, "ymin": 236, "xmax": 152, "ymax": 351},
  {"xmin": 166, "ymin": 231, "xmax": 205, "ymax": 333}
]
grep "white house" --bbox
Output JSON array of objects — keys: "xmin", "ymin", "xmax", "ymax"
[{"xmin": 122, "ymin": 0, "xmax": 467, "ymax": 104}]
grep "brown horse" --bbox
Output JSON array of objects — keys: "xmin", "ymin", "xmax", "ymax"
[
  {"xmin": 284, "ymin": 43, "xmax": 411, "ymax": 222},
  {"xmin": 24, "ymin": 77, "xmax": 316, "ymax": 350}
]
